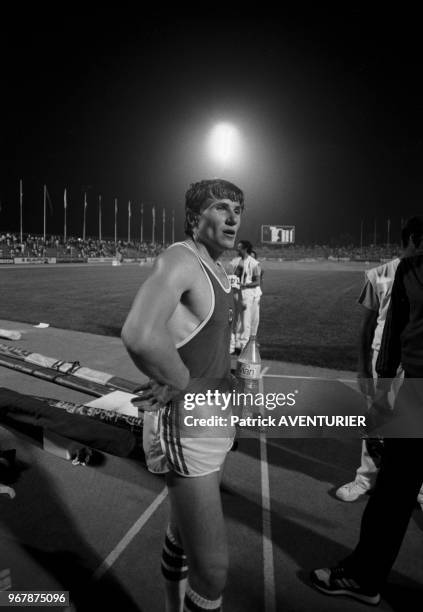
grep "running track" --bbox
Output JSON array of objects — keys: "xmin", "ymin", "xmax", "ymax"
[{"xmin": 0, "ymin": 321, "xmax": 422, "ymax": 611}]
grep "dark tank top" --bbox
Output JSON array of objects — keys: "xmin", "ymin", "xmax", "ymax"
[{"xmin": 173, "ymin": 242, "xmax": 234, "ymax": 385}]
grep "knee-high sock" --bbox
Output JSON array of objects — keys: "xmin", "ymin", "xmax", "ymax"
[
  {"xmin": 161, "ymin": 526, "xmax": 188, "ymax": 582},
  {"xmin": 183, "ymin": 582, "xmax": 222, "ymax": 611}
]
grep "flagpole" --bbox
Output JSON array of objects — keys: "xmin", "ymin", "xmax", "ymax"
[
  {"xmin": 114, "ymin": 198, "xmax": 118, "ymax": 245},
  {"xmin": 83, "ymin": 192, "xmax": 87, "ymax": 241},
  {"xmin": 162, "ymin": 208, "xmax": 166, "ymax": 245},
  {"xmin": 64, "ymin": 189, "xmax": 67, "ymax": 243},
  {"xmin": 43, "ymin": 185, "xmax": 47, "ymax": 242},
  {"xmin": 19, "ymin": 179, "xmax": 23, "ymax": 245},
  {"xmin": 128, "ymin": 200, "xmax": 131, "ymax": 243},
  {"xmin": 98, "ymin": 195, "xmax": 102, "ymax": 241},
  {"xmin": 152, "ymin": 205, "xmax": 156, "ymax": 244},
  {"xmin": 172, "ymin": 209, "xmax": 175, "ymax": 244},
  {"xmin": 140, "ymin": 203, "xmax": 144, "ymax": 243}
]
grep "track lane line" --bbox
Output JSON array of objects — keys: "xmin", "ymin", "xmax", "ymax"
[
  {"xmin": 263, "ymin": 373, "xmax": 357, "ymax": 385},
  {"xmin": 92, "ymin": 487, "xmax": 168, "ymax": 580},
  {"xmin": 259, "ymin": 375, "xmax": 276, "ymax": 612}
]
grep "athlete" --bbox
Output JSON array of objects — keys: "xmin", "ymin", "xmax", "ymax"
[
  {"xmin": 229, "ymin": 240, "xmax": 261, "ymax": 353},
  {"xmin": 122, "ymin": 179, "xmax": 244, "ymax": 612},
  {"xmin": 250, "ymin": 249, "xmax": 263, "ymax": 337}
]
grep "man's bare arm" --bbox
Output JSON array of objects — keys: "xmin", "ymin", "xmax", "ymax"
[{"xmin": 121, "ymin": 248, "xmax": 194, "ymax": 391}]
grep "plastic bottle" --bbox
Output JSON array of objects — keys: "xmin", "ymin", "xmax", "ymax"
[{"xmin": 236, "ymin": 336, "xmax": 261, "ymax": 417}]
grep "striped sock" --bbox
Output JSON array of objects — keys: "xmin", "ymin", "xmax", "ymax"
[
  {"xmin": 183, "ymin": 583, "xmax": 222, "ymax": 611},
  {"xmin": 161, "ymin": 527, "xmax": 188, "ymax": 582}
]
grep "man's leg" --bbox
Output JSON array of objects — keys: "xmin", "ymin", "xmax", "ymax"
[
  {"xmin": 231, "ymin": 292, "xmax": 243, "ymax": 353},
  {"xmin": 162, "ymin": 519, "xmax": 188, "ymax": 612},
  {"xmin": 336, "ymin": 348, "xmax": 395, "ymax": 503},
  {"xmin": 166, "ymin": 470, "xmax": 227, "ymax": 611},
  {"xmin": 312, "ymin": 438, "xmax": 423, "ymax": 603},
  {"xmin": 342, "ymin": 438, "xmax": 423, "ymax": 589},
  {"xmin": 250, "ymin": 297, "xmax": 260, "ymax": 337},
  {"xmin": 343, "ymin": 375, "xmax": 423, "ymax": 586},
  {"xmin": 336, "ymin": 439, "xmax": 379, "ymax": 501},
  {"xmin": 239, "ymin": 291, "xmax": 254, "ymax": 348},
  {"xmin": 355, "ymin": 439, "xmax": 380, "ymax": 488}
]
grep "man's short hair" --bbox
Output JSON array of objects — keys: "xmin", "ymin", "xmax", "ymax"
[
  {"xmin": 184, "ymin": 179, "xmax": 244, "ymax": 237},
  {"xmin": 401, "ymin": 216, "xmax": 423, "ymax": 248},
  {"xmin": 238, "ymin": 240, "xmax": 253, "ymax": 254}
]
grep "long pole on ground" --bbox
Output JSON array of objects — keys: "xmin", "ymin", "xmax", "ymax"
[
  {"xmin": 19, "ymin": 179, "xmax": 23, "ymax": 245},
  {"xmin": 114, "ymin": 198, "xmax": 118, "ymax": 245},
  {"xmin": 128, "ymin": 200, "xmax": 131, "ymax": 243},
  {"xmin": 387, "ymin": 218, "xmax": 390, "ymax": 246},
  {"xmin": 360, "ymin": 219, "xmax": 363, "ymax": 252},
  {"xmin": 98, "ymin": 195, "xmax": 102, "ymax": 241},
  {"xmin": 373, "ymin": 217, "xmax": 376, "ymax": 246},
  {"xmin": 43, "ymin": 184, "xmax": 47, "ymax": 242},
  {"xmin": 83, "ymin": 192, "xmax": 87, "ymax": 241},
  {"xmin": 140, "ymin": 203, "xmax": 144, "ymax": 243},
  {"xmin": 64, "ymin": 188, "xmax": 67, "ymax": 243}
]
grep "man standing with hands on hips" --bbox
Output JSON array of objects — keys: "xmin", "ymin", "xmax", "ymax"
[{"xmin": 122, "ymin": 179, "xmax": 244, "ymax": 612}]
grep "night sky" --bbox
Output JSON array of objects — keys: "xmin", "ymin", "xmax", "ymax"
[{"xmin": 1, "ymin": 8, "xmax": 422, "ymax": 245}]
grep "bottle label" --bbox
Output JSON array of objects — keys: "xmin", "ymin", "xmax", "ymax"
[{"xmin": 237, "ymin": 362, "xmax": 261, "ymax": 380}]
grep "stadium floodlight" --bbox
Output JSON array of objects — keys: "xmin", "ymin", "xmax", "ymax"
[{"xmin": 208, "ymin": 122, "xmax": 240, "ymax": 168}]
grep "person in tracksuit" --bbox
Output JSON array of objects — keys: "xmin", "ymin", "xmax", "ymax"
[{"xmin": 311, "ymin": 216, "xmax": 423, "ymax": 606}]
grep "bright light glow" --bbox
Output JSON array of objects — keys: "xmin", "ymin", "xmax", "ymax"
[{"xmin": 208, "ymin": 123, "xmax": 240, "ymax": 166}]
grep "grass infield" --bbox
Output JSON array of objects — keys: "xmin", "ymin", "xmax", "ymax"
[{"xmin": 1, "ymin": 263, "xmax": 364, "ymax": 370}]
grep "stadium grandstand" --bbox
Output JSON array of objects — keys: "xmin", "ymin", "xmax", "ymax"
[{"xmin": 0, "ymin": 231, "xmax": 402, "ymax": 264}]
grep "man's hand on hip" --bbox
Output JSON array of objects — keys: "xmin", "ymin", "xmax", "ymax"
[{"xmin": 131, "ymin": 379, "xmax": 183, "ymax": 411}]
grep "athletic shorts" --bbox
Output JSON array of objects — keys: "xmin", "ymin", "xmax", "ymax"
[{"xmin": 159, "ymin": 403, "xmax": 235, "ymax": 478}]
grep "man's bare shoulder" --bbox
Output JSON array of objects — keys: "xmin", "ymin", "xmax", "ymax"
[{"xmin": 151, "ymin": 243, "xmax": 200, "ymax": 283}]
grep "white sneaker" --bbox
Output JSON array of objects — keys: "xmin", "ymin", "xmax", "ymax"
[{"xmin": 336, "ymin": 480, "xmax": 370, "ymax": 502}]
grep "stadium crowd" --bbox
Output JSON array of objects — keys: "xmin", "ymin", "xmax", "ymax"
[
  {"xmin": 0, "ymin": 231, "xmax": 402, "ymax": 262},
  {"xmin": 0, "ymin": 233, "xmax": 165, "ymax": 260}
]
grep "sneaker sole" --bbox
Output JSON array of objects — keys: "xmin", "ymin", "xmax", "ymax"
[
  {"xmin": 312, "ymin": 581, "xmax": 381, "ymax": 606},
  {"xmin": 335, "ymin": 487, "xmax": 372, "ymax": 502},
  {"xmin": 335, "ymin": 493, "xmax": 367, "ymax": 502}
]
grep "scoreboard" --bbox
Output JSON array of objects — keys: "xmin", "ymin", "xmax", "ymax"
[{"xmin": 261, "ymin": 225, "xmax": 295, "ymax": 244}]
